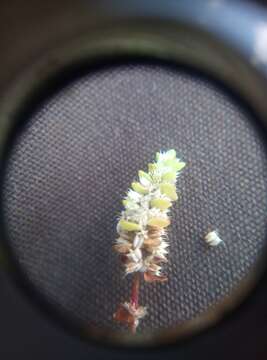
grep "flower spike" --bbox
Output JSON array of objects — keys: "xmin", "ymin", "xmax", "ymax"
[{"xmin": 113, "ymin": 150, "xmax": 186, "ymax": 332}]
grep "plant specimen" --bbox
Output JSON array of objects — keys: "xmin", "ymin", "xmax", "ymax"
[{"xmin": 113, "ymin": 150, "xmax": 186, "ymax": 333}]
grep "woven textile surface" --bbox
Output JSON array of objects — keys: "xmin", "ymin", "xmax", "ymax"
[{"xmin": 3, "ymin": 63, "xmax": 267, "ymax": 333}]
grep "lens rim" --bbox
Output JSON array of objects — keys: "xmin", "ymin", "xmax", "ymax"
[{"xmin": 0, "ymin": 20, "xmax": 267, "ymax": 349}]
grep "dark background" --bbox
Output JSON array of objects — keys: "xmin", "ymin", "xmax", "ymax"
[{"xmin": 1, "ymin": 0, "xmax": 267, "ymax": 359}]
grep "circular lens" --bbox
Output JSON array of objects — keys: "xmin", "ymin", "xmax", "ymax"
[{"xmin": 2, "ymin": 60, "xmax": 267, "ymax": 344}]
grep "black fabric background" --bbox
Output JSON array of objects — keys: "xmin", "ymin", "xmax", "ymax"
[{"xmin": 3, "ymin": 63, "xmax": 267, "ymax": 334}]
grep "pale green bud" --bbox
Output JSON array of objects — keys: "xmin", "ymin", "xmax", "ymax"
[
  {"xmin": 148, "ymin": 217, "xmax": 170, "ymax": 228},
  {"xmin": 131, "ymin": 182, "xmax": 149, "ymax": 194},
  {"xmin": 162, "ymin": 172, "xmax": 177, "ymax": 182},
  {"xmin": 164, "ymin": 159, "xmax": 186, "ymax": 172},
  {"xmin": 150, "ymin": 198, "xmax": 172, "ymax": 210},
  {"xmin": 165, "ymin": 149, "xmax": 176, "ymax": 159},
  {"xmin": 160, "ymin": 183, "xmax": 178, "ymax": 201},
  {"xmin": 119, "ymin": 219, "xmax": 141, "ymax": 232}
]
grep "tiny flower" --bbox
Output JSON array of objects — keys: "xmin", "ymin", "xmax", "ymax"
[
  {"xmin": 156, "ymin": 149, "xmax": 176, "ymax": 162},
  {"xmin": 138, "ymin": 170, "xmax": 152, "ymax": 187},
  {"xmin": 122, "ymin": 199, "xmax": 139, "ymax": 211},
  {"xmin": 126, "ymin": 189, "xmax": 142, "ymax": 202}
]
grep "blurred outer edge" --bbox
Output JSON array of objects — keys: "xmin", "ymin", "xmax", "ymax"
[
  {"xmin": 0, "ymin": 0, "xmax": 267, "ymax": 357},
  {"xmin": 1, "ymin": 0, "xmax": 267, "ymax": 92}
]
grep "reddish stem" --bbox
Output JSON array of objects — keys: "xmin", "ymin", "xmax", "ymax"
[
  {"xmin": 130, "ymin": 272, "xmax": 140, "ymax": 333},
  {"xmin": 130, "ymin": 272, "xmax": 140, "ymax": 308}
]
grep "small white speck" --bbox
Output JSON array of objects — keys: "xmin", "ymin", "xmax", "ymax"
[{"xmin": 204, "ymin": 230, "xmax": 223, "ymax": 246}]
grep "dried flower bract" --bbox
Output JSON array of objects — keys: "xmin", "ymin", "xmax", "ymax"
[{"xmin": 204, "ymin": 230, "xmax": 223, "ymax": 246}]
